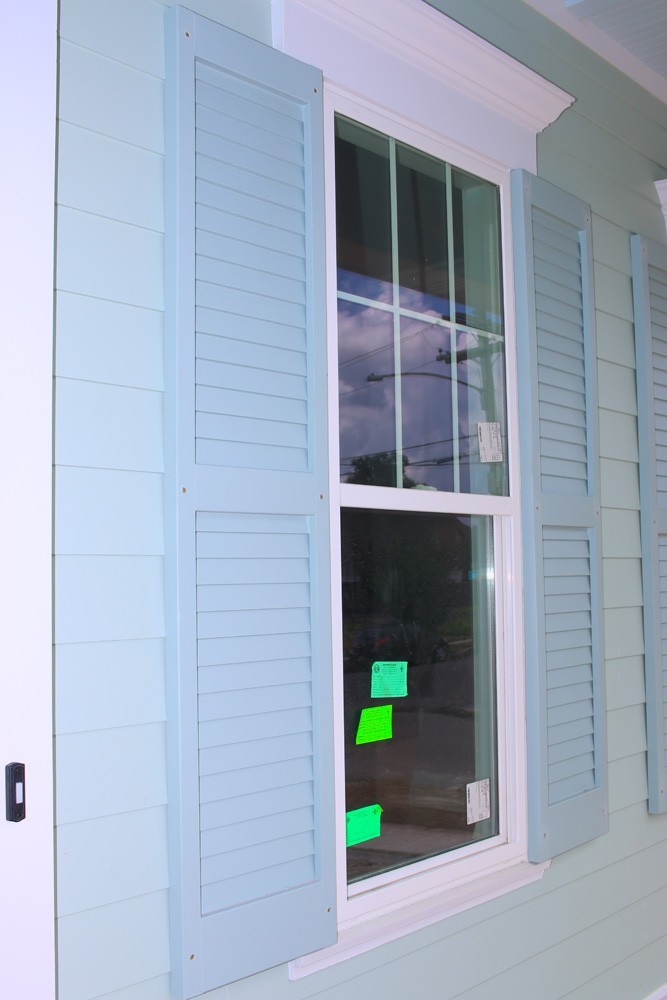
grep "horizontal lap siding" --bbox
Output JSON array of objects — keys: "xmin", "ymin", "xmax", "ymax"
[{"xmin": 53, "ymin": 3, "xmax": 273, "ymax": 999}]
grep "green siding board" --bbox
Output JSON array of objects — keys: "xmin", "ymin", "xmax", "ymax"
[
  {"xmin": 599, "ymin": 410, "xmax": 639, "ymax": 461},
  {"xmin": 539, "ymin": 134, "xmax": 665, "ymax": 238},
  {"xmin": 603, "ymin": 558, "xmax": 644, "ymax": 610},
  {"xmin": 608, "ymin": 754, "xmax": 649, "ymax": 812},
  {"xmin": 563, "ymin": 934, "xmax": 667, "ymax": 1000},
  {"xmin": 606, "ymin": 656, "xmax": 646, "ymax": 710},
  {"xmin": 604, "ymin": 606, "xmax": 645, "ymax": 661},
  {"xmin": 598, "ymin": 361, "xmax": 638, "ymax": 415},
  {"xmin": 594, "ymin": 265, "xmax": 635, "ymax": 324},
  {"xmin": 596, "ymin": 315, "xmax": 637, "ymax": 368},
  {"xmin": 592, "ymin": 216, "xmax": 632, "ymax": 274},
  {"xmin": 454, "ymin": 888, "xmax": 667, "ymax": 1000},
  {"xmin": 601, "ymin": 509, "xmax": 642, "ymax": 558},
  {"xmin": 601, "ymin": 457, "xmax": 640, "ymax": 509},
  {"xmin": 607, "ymin": 704, "xmax": 648, "ymax": 761}
]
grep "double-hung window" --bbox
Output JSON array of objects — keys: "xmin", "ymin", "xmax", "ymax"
[{"xmin": 334, "ymin": 114, "xmax": 508, "ymax": 883}]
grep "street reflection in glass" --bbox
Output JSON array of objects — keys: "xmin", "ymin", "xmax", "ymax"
[
  {"xmin": 342, "ymin": 509, "xmax": 498, "ymax": 883},
  {"xmin": 335, "ymin": 115, "xmax": 508, "ymax": 496}
]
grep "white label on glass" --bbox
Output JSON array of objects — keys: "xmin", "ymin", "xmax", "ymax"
[
  {"xmin": 466, "ymin": 778, "xmax": 491, "ymax": 824},
  {"xmin": 478, "ymin": 422, "xmax": 503, "ymax": 463}
]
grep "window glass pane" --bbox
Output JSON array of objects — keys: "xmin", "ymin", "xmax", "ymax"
[
  {"xmin": 335, "ymin": 115, "xmax": 508, "ymax": 496},
  {"xmin": 397, "ymin": 145, "xmax": 449, "ymax": 315},
  {"xmin": 452, "ymin": 168, "xmax": 504, "ymax": 337},
  {"xmin": 339, "ymin": 301, "xmax": 397, "ymax": 485},
  {"xmin": 335, "ymin": 117, "xmax": 393, "ymax": 301},
  {"xmin": 398, "ymin": 316, "xmax": 455, "ymax": 492},
  {"xmin": 342, "ymin": 509, "xmax": 498, "ymax": 884}
]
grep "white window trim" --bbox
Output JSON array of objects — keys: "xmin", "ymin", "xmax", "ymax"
[
  {"xmin": 655, "ymin": 179, "xmax": 667, "ymax": 236},
  {"xmin": 278, "ymin": 0, "xmax": 572, "ymax": 977}
]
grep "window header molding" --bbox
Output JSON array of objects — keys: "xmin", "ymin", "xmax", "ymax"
[{"xmin": 275, "ymin": 0, "xmax": 573, "ymax": 168}]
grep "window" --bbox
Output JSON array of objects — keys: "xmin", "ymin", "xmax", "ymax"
[{"xmin": 334, "ymin": 117, "xmax": 505, "ymax": 886}]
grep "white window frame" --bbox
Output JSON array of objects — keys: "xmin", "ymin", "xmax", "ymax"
[{"xmin": 276, "ymin": 0, "xmax": 574, "ymax": 975}]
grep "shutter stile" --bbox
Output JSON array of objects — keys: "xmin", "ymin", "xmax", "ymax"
[
  {"xmin": 512, "ymin": 170, "xmax": 608, "ymax": 862},
  {"xmin": 166, "ymin": 10, "xmax": 335, "ymax": 996},
  {"xmin": 631, "ymin": 234, "xmax": 667, "ymax": 814}
]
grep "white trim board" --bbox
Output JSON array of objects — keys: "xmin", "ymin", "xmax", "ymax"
[{"xmin": 276, "ymin": 0, "xmax": 573, "ymax": 173}]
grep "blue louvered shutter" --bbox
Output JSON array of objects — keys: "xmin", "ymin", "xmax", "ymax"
[
  {"xmin": 512, "ymin": 170, "xmax": 608, "ymax": 862},
  {"xmin": 165, "ymin": 10, "xmax": 335, "ymax": 996},
  {"xmin": 631, "ymin": 234, "xmax": 667, "ymax": 814}
]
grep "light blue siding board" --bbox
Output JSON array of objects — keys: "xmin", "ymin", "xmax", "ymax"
[
  {"xmin": 94, "ymin": 975, "xmax": 176, "ymax": 1000},
  {"xmin": 57, "ymin": 891, "xmax": 170, "ymax": 1000},
  {"xmin": 55, "ymin": 378, "xmax": 163, "ymax": 473},
  {"xmin": 55, "ymin": 555, "xmax": 165, "ymax": 644},
  {"xmin": 59, "ymin": 0, "xmax": 167, "ymax": 76},
  {"xmin": 603, "ymin": 558, "xmax": 643, "ymax": 608},
  {"xmin": 58, "ymin": 40, "xmax": 164, "ymax": 153},
  {"xmin": 598, "ymin": 360, "xmax": 638, "ymax": 415},
  {"xmin": 607, "ymin": 704, "xmax": 647, "ymax": 760},
  {"xmin": 601, "ymin": 508, "xmax": 642, "ymax": 558},
  {"xmin": 55, "ymin": 724, "xmax": 167, "ymax": 825},
  {"xmin": 55, "ymin": 468, "xmax": 164, "ymax": 555},
  {"xmin": 56, "ymin": 292, "xmax": 164, "ymax": 390},
  {"xmin": 57, "ymin": 123, "xmax": 164, "ymax": 232},
  {"xmin": 55, "ymin": 638, "xmax": 165, "ymax": 735},
  {"xmin": 57, "ymin": 807, "xmax": 169, "ymax": 916},
  {"xmin": 599, "ymin": 410, "xmax": 639, "ymax": 462},
  {"xmin": 57, "ymin": 208, "xmax": 164, "ymax": 310}
]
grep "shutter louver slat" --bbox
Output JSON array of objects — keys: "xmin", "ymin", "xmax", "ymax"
[
  {"xmin": 166, "ymin": 10, "xmax": 335, "ymax": 995},
  {"xmin": 512, "ymin": 169, "xmax": 607, "ymax": 862}
]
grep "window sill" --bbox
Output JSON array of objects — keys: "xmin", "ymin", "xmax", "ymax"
[{"xmin": 289, "ymin": 859, "xmax": 549, "ymax": 979}]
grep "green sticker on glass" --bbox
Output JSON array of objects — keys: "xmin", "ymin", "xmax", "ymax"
[
  {"xmin": 346, "ymin": 804, "xmax": 383, "ymax": 847},
  {"xmin": 355, "ymin": 704, "xmax": 393, "ymax": 745},
  {"xmin": 371, "ymin": 660, "xmax": 408, "ymax": 698}
]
